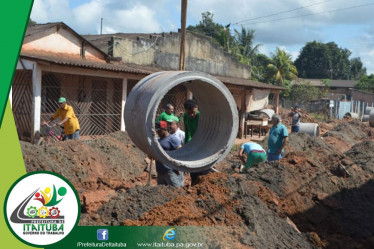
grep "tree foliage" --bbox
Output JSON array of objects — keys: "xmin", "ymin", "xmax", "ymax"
[
  {"xmin": 294, "ymin": 41, "xmax": 331, "ymax": 79},
  {"xmin": 294, "ymin": 41, "xmax": 366, "ymax": 80},
  {"xmin": 355, "ymin": 74, "xmax": 374, "ymax": 93},
  {"xmin": 187, "ymin": 12, "xmax": 228, "ymax": 49},
  {"xmin": 187, "ymin": 12, "xmax": 262, "ymax": 66},
  {"xmin": 289, "ymin": 82, "xmax": 320, "ymax": 104},
  {"xmin": 233, "ymin": 26, "xmax": 262, "ymax": 64},
  {"xmin": 28, "ymin": 18, "xmax": 36, "ymax": 26},
  {"xmin": 350, "ymin": 57, "xmax": 367, "ymax": 80},
  {"xmin": 186, "ymin": 12, "xmax": 371, "ymax": 89},
  {"xmin": 251, "ymin": 54, "xmax": 272, "ymax": 82},
  {"xmin": 266, "ymin": 48, "xmax": 298, "ymax": 86}
]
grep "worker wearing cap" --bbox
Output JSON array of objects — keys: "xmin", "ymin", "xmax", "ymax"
[
  {"xmin": 155, "ymin": 121, "xmax": 183, "ymax": 187},
  {"xmin": 239, "ymin": 142, "xmax": 267, "ymax": 172},
  {"xmin": 166, "ymin": 116, "xmax": 185, "ymax": 145},
  {"xmin": 45, "ymin": 97, "xmax": 80, "ymax": 140}
]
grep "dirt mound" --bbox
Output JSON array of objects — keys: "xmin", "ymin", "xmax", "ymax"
[
  {"xmin": 278, "ymin": 107, "xmax": 317, "ymax": 127},
  {"xmin": 21, "ymin": 131, "xmax": 147, "ymax": 212},
  {"xmin": 20, "ymin": 120, "xmax": 374, "ymax": 248},
  {"xmin": 87, "ymin": 173, "xmax": 314, "ymax": 248},
  {"xmin": 241, "ymin": 139, "xmax": 374, "ymax": 248},
  {"xmin": 218, "ymin": 123, "xmax": 374, "ymax": 248},
  {"xmin": 345, "ymin": 140, "xmax": 374, "ymax": 174},
  {"xmin": 80, "ymin": 185, "xmax": 182, "ymax": 226},
  {"xmin": 286, "ymin": 132, "xmax": 334, "ymax": 154},
  {"xmin": 249, "ymin": 132, "xmax": 334, "ymax": 159},
  {"xmin": 322, "ymin": 120, "xmax": 374, "ymax": 152}
]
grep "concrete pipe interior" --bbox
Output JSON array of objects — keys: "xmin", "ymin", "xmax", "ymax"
[{"xmin": 124, "ymin": 71, "xmax": 239, "ymax": 173}]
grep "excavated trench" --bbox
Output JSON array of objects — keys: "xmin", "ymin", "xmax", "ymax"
[{"xmin": 21, "ymin": 119, "xmax": 374, "ymax": 248}]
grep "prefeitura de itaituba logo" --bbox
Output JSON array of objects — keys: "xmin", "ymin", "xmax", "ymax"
[
  {"xmin": 5, "ymin": 172, "xmax": 80, "ymax": 246},
  {"xmin": 15, "ymin": 185, "xmax": 66, "ymax": 233}
]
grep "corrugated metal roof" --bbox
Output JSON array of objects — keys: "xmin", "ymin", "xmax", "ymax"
[{"xmin": 20, "ymin": 51, "xmax": 150, "ymax": 75}]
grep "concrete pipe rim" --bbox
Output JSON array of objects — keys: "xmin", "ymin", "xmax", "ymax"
[
  {"xmin": 144, "ymin": 71, "xmax": 238, "ymax": 172},
  {"xmin": 124, "ymin": 71, "xmax": 239, "ymax": 172}
]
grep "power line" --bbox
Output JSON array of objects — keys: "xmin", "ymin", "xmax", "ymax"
[
  {"xmin": 238, "ymin": 2, "xmax": 374, "ymax": 26},
  {"xmin": 233, "ymin": 0, "xmax": 332, "ymax": 25}
]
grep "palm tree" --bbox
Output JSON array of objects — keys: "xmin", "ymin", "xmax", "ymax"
[
  {"xmin": 233, "ymin": 26, "xmax": 262, "ymax": 64},
  {"xmin": 266, "ymin": 48, "xmax": 298, "ymax": 86}
]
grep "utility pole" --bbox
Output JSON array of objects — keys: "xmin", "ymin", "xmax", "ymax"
[
  {"xmin": 225, "ymin": 23, "xmax": 230, "ymax": 52},
  {"xmin": 100, "ymin": 18, "xmax": 103, "ymax": 35},
  {"xmin": 179, "ymin": 0, "xmax": 187, "ymax": 70}
]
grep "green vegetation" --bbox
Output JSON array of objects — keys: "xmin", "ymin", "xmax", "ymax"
[
  {"xmin": 294, "ymin": 41, "xmax": 366, "ymax": 80},
  {"xmin": 187, "ymin": 12, "xmax": 295, "ymax": 84},
  {"xmin": 28, "ymin": 18, "xmax": 36, "ymax": 25},
  {"xmin": 266, "ymin": 48, "xmax": 298, "ymax": 87},
  {"xmin": 289, "ymin": 82, "xmax": 320, "ymax": 104},
  {"xmin": 188, "ymin": 11, "xmax": 372, "ymax": 101},
  {"xmin": 355, "ymin": 74, "xmax": 374, "ymax": 93}
]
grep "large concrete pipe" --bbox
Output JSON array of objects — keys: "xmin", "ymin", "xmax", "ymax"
[
  {"xmin": 370, "ymin": 109, "xmax": 374, "ymax": 127},
  {"xmin": 124, "ymin": 71, "xmax": 239, "ymax": 173},
  {"xmin": 344, "ymin": 112, "xmax": 359, "ymax": 119},
  {"xmin": 365, "ymin": 106, "xmax": 374, "ymax": 115},
  {"xmin": 361, "ymin": 115, "xmax": 370, "ymax": 122},
  {"xmin": 299, "ymin": 123, "xmax": 320, "ymax": 137}
]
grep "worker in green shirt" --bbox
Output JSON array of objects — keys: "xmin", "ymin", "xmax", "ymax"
[
  {"xmin": 156, "ymin": 104, "xmax": 182, "ymax": 122},
  {"xmin": 182, "ymin": 99, "xmax": 209, "ymax": 185},
  {"xmin": 183, "ymin": 100, "xmax": 200, "ymax": 144}
]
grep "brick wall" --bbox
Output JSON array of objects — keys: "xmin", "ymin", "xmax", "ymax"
[{"xmin": 349, "ymin": 88, "xmax": 374, "ymax": 105}]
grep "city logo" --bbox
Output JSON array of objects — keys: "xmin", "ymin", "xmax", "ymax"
[
  {"xmin": 97, "ymin": 229, "xmax": 109, "ymax": 241},
  {"xmin": 4, "ymin": 172, "xmax": 80, "ymax": 246},
  {"xmin": 163, "ymin": 228, "xmax": 176, "ymax": 241}
]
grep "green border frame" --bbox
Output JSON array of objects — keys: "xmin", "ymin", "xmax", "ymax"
[
  {"xmin": 3, "ymin": 171, "xmax": 81, "ymax": 248},
  {"xmin": 0, "ymin": 0, "xmax": 34, "ymax": 127}
]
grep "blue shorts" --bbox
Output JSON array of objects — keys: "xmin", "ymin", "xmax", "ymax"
[
  {"xmin": 291, "ymin": 126, "xmax": 300, "ymax": 133},
  {"xmin": 267, "ymin": 152, "xmax": 283, "ymax": 162},
  {"xmin": 63, "ymin": 130, "xmax": 80, "ymax": 141}
]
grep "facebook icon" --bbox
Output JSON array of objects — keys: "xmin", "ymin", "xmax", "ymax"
[{"xmin": 97, "ymin": 229, "xmax": 109, "ymax": 241}]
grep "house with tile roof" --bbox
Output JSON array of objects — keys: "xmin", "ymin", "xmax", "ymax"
[
  {"xmin": 85, "ymin": 31, "xmax": 284, "ymax": 135},
  {"xmin": 12, "ymin": 22, "xmax": 283, "ymax": 142},
  {"xmin": 13, "ymin": 22, "xmax": 149, "ymax": 142}
]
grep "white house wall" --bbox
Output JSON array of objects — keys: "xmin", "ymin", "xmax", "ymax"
[{"xmin": 23, "ymin": 26, "xmax": 105, "ymax": 62}]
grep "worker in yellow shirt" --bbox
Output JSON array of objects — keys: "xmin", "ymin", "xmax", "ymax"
[{"xmin": 44, "ymin": 97, "xmax": 80, "ymax": 140}]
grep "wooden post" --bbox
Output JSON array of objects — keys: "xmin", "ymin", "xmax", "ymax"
[
  {"xmin": 120, "ymin": 78, "xmax": 128, "ymax": 131},
  {"xmin": 273, "ymin": 91, "xmax": 279, "ymax": 114},
  {"xmin": 239, "ymin": 89, "xmax": 246, "ymax": 138},
  {"xmin": 179, "ymin": 0, "xmax": 187, "ymax": 70},
  {"xmin": 187, "ymin": 89, "xmax": 193, "ymax": 100},
  {"xmin": 31, "ymin": 63, "xmax": 42, "ymax": 144}
]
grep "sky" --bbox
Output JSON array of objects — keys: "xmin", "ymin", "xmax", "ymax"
[{"xmin": 30, "ymin": 0, "xmax": 374, "ymax": 75}]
